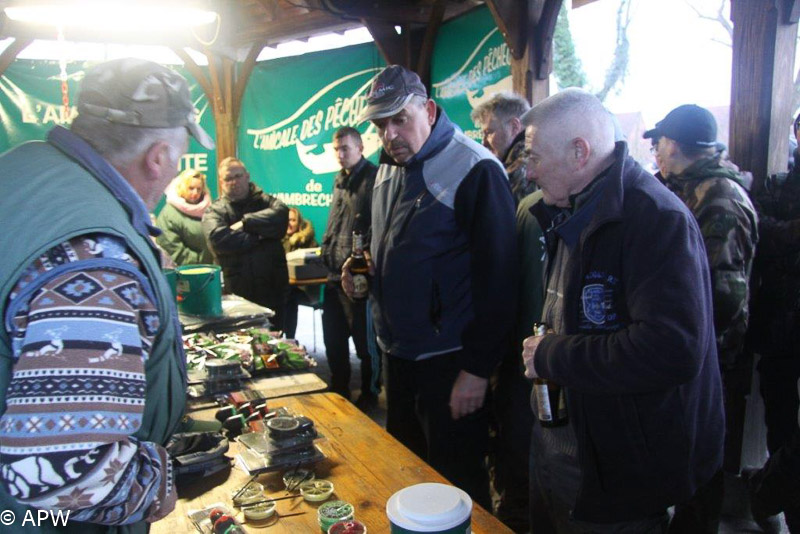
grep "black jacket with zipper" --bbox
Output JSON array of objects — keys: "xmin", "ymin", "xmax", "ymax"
[{"xmin": 530, "ymin": 142, "xmax": 725, "ymax": 522}]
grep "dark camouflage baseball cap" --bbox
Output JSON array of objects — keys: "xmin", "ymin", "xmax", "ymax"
[
  {"xmin": 77, "ymin": 58, "xmax": 214, "ymax": 149},
  {"xmin": 358, "ymin": 65, "xmax": 428, "ymax": 123}
]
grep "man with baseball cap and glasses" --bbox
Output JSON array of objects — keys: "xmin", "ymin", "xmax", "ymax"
[
  {"xmin": 645, "ymin": 104, "xmax": 758, "ymax": 532},
  {"xmin": 341, "ymin": 65, "xmax": 517, "ymax": 510},
  {"xmin": 0, "ymin": 58, "xmax": 213, "ymax": 533}
]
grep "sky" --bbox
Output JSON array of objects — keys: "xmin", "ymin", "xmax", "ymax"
[{"xmin": 568, "ymin": 0, "xmax": 797, "ymax": 127}]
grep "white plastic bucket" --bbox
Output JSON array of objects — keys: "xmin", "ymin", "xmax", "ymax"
[{"xmin": 386, "ymin": 483, "xmax": 472, "ymax": 533}]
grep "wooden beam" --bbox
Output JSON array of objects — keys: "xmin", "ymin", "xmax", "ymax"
[
  {"xmin": 786, "ymin": 0, "xmax": 800, "ymax": 23},
  {"xmin": 197, "ymin": 50, "xmax": 236, "ymax": 179},
  {"xmin": 312, "ymin": 1, "xmax": 434, "ymax": 24},
  {"xmin": 488, "ymin": 0, "xmax": 554, "ymax": 104},
  {"xmin": 232, "ymin": 40, "xmax": 265, "ymax": 125},
  {"xmin": 171, "ymin": 48, "xmax": 213, "ymax": 101},
  {"xmin": 534, "ymin": 0, "xmax": 562, "ymax": 80},
  {"xmin": 206, "ymin": 52, "xmax": 226, "ymax": 115},
  {"xmin": 730, "ymin": 0, "xmax": 798, "ymax": 193},
  {"xmin": 485, "ymin": 0, "xmax": 528, "ymax": 59},
  {"xmin": 415, "ymin": 0, "xmax": 446, "ymax": 84},
  {"xmin": 233, "ymin": 11, "xmax": 357, "ymax": 47},
  {"xmin": 363, "ymin": 19, "xmax": 405, "ymax": 66},
  {"xmin": 254, "ymin": 0, "xmax": 280, "ymax": 22},
  {"xmin": 0, "ymin": 38, "xmax": 32, "ymax": 78}
]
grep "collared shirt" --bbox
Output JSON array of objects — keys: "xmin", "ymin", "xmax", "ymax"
[{"xmin": 48, "ymin": 126, "xmax": 162, "ymax": 240}]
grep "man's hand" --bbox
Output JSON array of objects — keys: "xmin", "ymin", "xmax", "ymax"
[
  {"xmin": 341, "ymin": 250, "xmax": 374, "ymax": 298},
  {"xmin": 229, "ymin": 220, "xmax": 244, "ymax": 231},
  {"xmin": 449, "ymin": 370, "xmax": 488, "ymax": 419},
  {"xmin": 522, "ymin": 335, "xmax": 545, "ymax": 379}
]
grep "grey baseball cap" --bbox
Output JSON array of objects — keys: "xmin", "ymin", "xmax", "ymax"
[
  {"xmin": 77, "ymin": 58, "xmax": 215, "ymax": 150},
  {"xmin": 358, "ymin": 65, "xmax": 428, "ymax": 123}
]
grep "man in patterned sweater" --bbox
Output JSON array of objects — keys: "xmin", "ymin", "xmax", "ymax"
[{"xmin": 0, "ymin": 58, "xmax": 214, "ymax": 533}]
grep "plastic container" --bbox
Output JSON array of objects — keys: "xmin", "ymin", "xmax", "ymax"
[
  {"xmin": 318, "ymin": 500, "xmax": 354, "ymax": 533},
  {"xmin": 231, "ymin": 481, "xmax": 263, "ymax": 507},
  {"xmin": 163, "ymin": 268, "xmax": 178, "ymax": 299},
  {"xmin": 176, "ymin": 264, "xmax": 223, "ymax": 316},
  {"xmin": 328, "ymin": 519, "xmax": 367, "ymax": 534},
  {"xmin": 242, "ymin": 499, "xmax": 276, "ymax": 521},
  {"xmin": 386, "ymin": 483, "xmax": 472, "ymax": 533},
  {"xmin": 300, "ymin": 479, "xmax": 334, "ymax": 502}
]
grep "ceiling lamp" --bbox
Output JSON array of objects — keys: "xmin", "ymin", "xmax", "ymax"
[{"xmin": 3, "ymin": 1, "xmax": 217, "ymax": 32}]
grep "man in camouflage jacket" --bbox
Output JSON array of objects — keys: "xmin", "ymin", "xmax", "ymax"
[{"xmin": 646, "ymin": 104, "xmax": 758, "ymax": 532}]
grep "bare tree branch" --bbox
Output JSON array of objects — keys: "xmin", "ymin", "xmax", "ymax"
[
  {"xmin": 716, "ymin": 0, "xmax": 733, "ymax": 37},
  {"xmin": 684, "ymin": 0, "xmax": 732, "ymax": 41},
  {"xmin": 595, "ymin": 0, "xmax": 633, "ymax": 102}
]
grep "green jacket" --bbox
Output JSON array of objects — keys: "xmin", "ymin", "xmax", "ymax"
[
  {"xmin": 665, "ymin": 156, "xmax": 759, "ymax": 369},
  {"xmin": 0, "ymin": 128, "xmax": 186, "ymax": 533},
  {"xmin": 515, "ymin": 190, "xmax": 545, "ymax": 348},
  {"xmin": 156, "ymin": 202, "xmax": 213, "ymax": 266}
]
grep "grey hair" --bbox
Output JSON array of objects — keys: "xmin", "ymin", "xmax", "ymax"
[
  {"xmin": 470, "ymin": 91, "xmax": 530, "ymax": 125},
  {"xmin": 409, "ymin": 94, "xmax": 429, "ymax": 109},
  {"xmin": 71, "ymin": 114, "xmax": 187, "ymax": 167},
  {"xmin": 520, "ymin": 88, "xmax": 615, "ymax": 154}
]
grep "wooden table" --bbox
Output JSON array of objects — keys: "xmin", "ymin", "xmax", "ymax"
[
  {"xmin": 154, "ymin": 392, "xmax": 511, "ymax": 533},
  {"xmin": 289, "ymin": 276, "xmax": 327, "ymax": 286},
  {"xmin": 186, "ymin": 373, "xmax": 328, "ymax": 412}
]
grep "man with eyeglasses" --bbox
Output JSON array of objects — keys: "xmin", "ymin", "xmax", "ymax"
[
  {"xmin": 204, "ymin": 157, "xmax": 290, "ymax": 330},
  {"xmin": 645, "ymin": 104, "xmax": 758, "ymax": 532}
]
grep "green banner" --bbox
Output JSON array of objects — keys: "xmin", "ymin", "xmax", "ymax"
[
  {"xmin": 431, "ymin": 6, "xmax": 511, "ymax": 141},
  {"xmin": 0, "ymin": 59, "xmax": 217, "ymax": 202},
  {"xmin": 238, "ymin": 43, "xmax": 385, "ymax": 239},
  {"xmin": 0, "ymin": 8, "xmax": 505, "ymax": 232}
]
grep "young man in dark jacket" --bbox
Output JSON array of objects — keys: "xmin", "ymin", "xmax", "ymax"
[
  {"xmin": 342, "ymin": 65, "xmax": 517, "ymax": 510},
  {"xmin": 520, "ymin": 89, "xmax": 724, "ymax": 532},
  {"xmin": 203, "ymin": 158, "xmax": 289, "ymax": 329},
  {"xmin": 320, "ymin": 127, "xmax": 378, "ymax": 406}
]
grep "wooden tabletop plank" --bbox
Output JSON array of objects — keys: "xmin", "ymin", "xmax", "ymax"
[{"xmin": 153, "ymin": 392, "xmax": 511, "ymax": 533}]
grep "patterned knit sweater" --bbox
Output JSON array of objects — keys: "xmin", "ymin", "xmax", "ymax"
[{"xmin": 0, "ymin": 233, "xmax": 174, "ymax": 524}]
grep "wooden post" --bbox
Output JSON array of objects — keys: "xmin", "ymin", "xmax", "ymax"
[
  {"xmin": 730, "ymin": 0, "xmax": 798, "ymax": 192},
  {"xmin": 0, "ymin": 38, "xmax": 32, "ymax": 77},
  {"xmin": 174, "ymin": 42, "xmax": 263, "ymax": 191},
  {"xmin": 486, "ymin": 0, "xmax": 561, "ymax": 105}
]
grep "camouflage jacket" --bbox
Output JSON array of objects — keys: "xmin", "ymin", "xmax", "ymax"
[
  {"xmin": 503, "ymin": 131, "xmax": 537, "ymax": 206},
  {"xmin": 748, "ymin": 153, "xmax": 800, "ymax": 357},
  {"xmin": 666, "ymin": 155, "xmax": 759, "ymax": 369}
]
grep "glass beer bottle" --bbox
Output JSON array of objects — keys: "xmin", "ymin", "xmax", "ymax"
[
  {"xmin": 531, "ymin": 322, "xmax": 568, "ymax": 427},
  {"xmin": 349, "ymin": 216, "xmax": 369, "ymax": 301}
]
